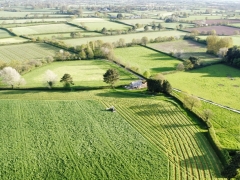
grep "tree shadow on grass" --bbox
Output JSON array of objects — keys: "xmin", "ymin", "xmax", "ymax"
[
  {"xmin": 151, "ymin": 67, "xmax": 176, "ymax": 72},
  {"xmin": 96, "ymin": 90, "xmax": 149, "ymax": 99}
]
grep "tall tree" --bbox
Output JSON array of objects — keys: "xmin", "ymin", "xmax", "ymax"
[
  {"xmin": 60, "ymin": 73, "xmax": 74, "ymax": 88},
  {"xmin": 141, "ymin": 36, "xmax": 148, "ymax": 46},
  {"xmin": 103, "ymin": 69, "xmax": 119, "ymax": 88}
]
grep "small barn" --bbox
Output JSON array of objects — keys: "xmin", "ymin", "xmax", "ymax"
[{"xmin": 125, "ymin": 80, "xmax": 147, "ymax": 89}]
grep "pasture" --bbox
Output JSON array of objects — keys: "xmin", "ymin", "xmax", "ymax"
[
  {"xmin": 72, "ymin": 19, "xmax": 130, "ymax": 31},
  {"xmin": 0, "ymin": 89, "xmax": 223, "ymax": 179},
  {"xmin": 194, "ymin": 19, "xmax": 240, "ymax": 25},
  {"xmin": 22, "ymin": 60, "xmax": 138, "ymax": 88},
  {"xmin": 181, "ymin": 15, "xmax": 223, "ymax": 21},
  {"xmin": 119, "ymin": 19, "xmax": 164, "ymax": 26},
  {"xmin": 0, "ymin": 18, "xmax": 67, "ymax": 24},
  {"xmin": 161, "ymin": 22, "xmax": 195, "ymax": 29},
  {"xmin": 148, "ymin": 39, "xmax": 221, "ymax": 63},
  {"xmin": 30, "ymin": 31, "xmax": 102, "ymax": 40},
  {"xmin": 0, "ymin": 43, "xmax": 60, "ymax": 62},
  {"xmin": 10, "ymin": 24, "xmax": 83, "ymax": 35},
  {"xmin": 0, "ymin": 37, "xmax": 28, "ymax": 44},
  {"xmin": 114, "ymin": 46, "xmax": 181, "ymax": 74},
  {"xmin": 186, "ymin": 25, "xmax": 240, "ymax": 36},
  {"xmin": 165, "ymin": 64, "xmax": 240, "ymax": 110},
  {"xmin": 0, "ymin": 29, "xmax": 13, "ymax": 38},
  {"xmin": 63, "ymin": 30, "xmax": 187, "ymax": 46}
]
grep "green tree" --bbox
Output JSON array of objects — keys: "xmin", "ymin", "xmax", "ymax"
[
  {"xmin": 60, "ymin": 73, "xmax": 74, "ymax": 88},
  {"xmin": 79, "ymin": 49, "xmax": 87, "ymax": 59},
  {"xmin": 103, "ymin": 69, "xmax": 119, "ymax": 88},
  {"xmin": 152, "ymin": 24, "xmax": 156, "ymax": 31},
  {"xmin": 202, "ymin": 109, "xmax": 213, "ymax": 122},
  {"xmin": 143, "ymin": 70, "xmax": 151, "ymax": 78},
  {"xmin": 183, "ymin": 60, "xmax": 194, "ymax": 70},
  {"xmin": 101, "ymin": 27, "xmax": 107, "ymax": 34},
  {"xmin": 144, "ymin": 25, "xmax": 149, "ymax": 31},
  {"xmin": 157, "ymin": 23, "xmax": 163, "ymax": 31},
  {"xmin": 117, "ymin": 13, "xmax": 123, "ymax": 19},
  {"xmin": 86, "ymin": 46, "xmax": 94, "ymax": 59},
  {"xmin": 141, "ymin": 36, "xmax": 148, "ymax": 46}
]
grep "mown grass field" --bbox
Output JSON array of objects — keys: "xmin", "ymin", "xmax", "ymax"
[
  {"xmin": 0, "ymin": 89, "xmax": 223, "ymax": 179},
  {"xmin": 0, "ymin": 29, "xmax": 13, "ymax": 38},
  {"xmin": 0, "ymin": 37, "xmax": 28, "ymax": 44},
  {"xmin": 166, "ymin": 64, "xmax": 240, "ymax": 110},
  {"xmin": 30, "ymin": 31, "xmax": 102, "ymax": 40},
  {"xmin": 0, "ymin": 43, "xmax": 60, "ymax": 62},
  {"xmin": 10, "ymin": 24, "xmax": 83, "ymax": 35},
  {"xmin": 0, "ymin": 99, "xmax": 168, "ymax": 179},
  {"xmin": 119, "ymin": 19, "xmax": 164, "ymax": 26},
  {"xmin": 63, "ymin": 30, "xmax": 187, "ymax": 46},
  {"xmin": 114, "ymin": 46, "xmax": 181, "ymax": 74},
  {"xmin": 0, "ymin": 18, "xmax": 67, "ymax": 24},
  {"xmin": 22, "ymin": 60, "xmax": 138, "ymax": 88},
  {"xmin": 71, "ymin": 19, "xmax": 130, "ymax": 31},
  {"xmin": 148, "ymin": 40, "xmax": 221, "ymax": 63}
]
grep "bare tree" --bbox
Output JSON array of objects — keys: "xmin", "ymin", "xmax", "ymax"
[
  {"xmin": 0, "ymin": 67, "xmax": 26, "ymax": 89},
  {"xmin": 43, "ymin": 70, "xmax": 57, "ymax": 89},
  {"xmin": 202, "ymin": 109, "xmax": 213, "ymax": 122},
  {"xmin": 183, "ymin": 94, "xmax": 201, "ymax": 110}
]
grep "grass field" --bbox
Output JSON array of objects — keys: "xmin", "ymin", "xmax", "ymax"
[
  {"xmin": 114, "ymin": 46, "xmax": 181, "ymax": 74},
  {"xmin": 10, "ymin": 24, "xmax": 83, "ymax": 35},
  {"xmin": 181, "ymin": 15, "xmax": 223, "ymax": 21},
  {"xmin": 0, "ymin": 18, "xmax": 67, "ymax": 24},
  {"xmin": 71, "ymin": 19, "xmax": 130, "ymax": 31},
  {"xmin": 0, "ymin": 29, "xmax": 13, "ymax": 38},
  {"xmin": 0, "ymin": 37, "xmax": 28, "ymax": 44},
  {"xmin": 0, "ymin": 99, "xmax": 168, "ymax": 179},
  {"xmin": 166, "ymin": 64, "xmax": 240, "ymax": 110},
  {"xmin": 63, "ymin": 30, "xmax": 187, "ymax": 47},
  {"xmin": 30, "ymin": 31, "xmax": 102, "ymax": 40},
  {"xmin": 119, "ymin": 19, "xmax": 164, "ymax": 26},
  {"xmin": 148, "ymin": 40, "xmax": 221, "ymax": 63},
  {"xmin": 22, "ymin": 60, "xmax": 138, "ymax": 88},
  {"xmin": 0, "ymin": 43, "xmax": 60, "ymax": 62},
  {"xmin": 162, "ymin": 23, "xmax": 195, "ymax": 29},
  {"xmin": 0, "ymin": 89, "xmax": 223, "ymax": 179}
]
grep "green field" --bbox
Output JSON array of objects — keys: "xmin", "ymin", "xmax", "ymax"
[
  {"xmin": 162, "ymin": 23, "xmax": 195, "ymax": 29},
  {"xmin": 71, "ymin": 19, "xmax": 130, "ymax": 31},
  {"xmin": 0, "ymin": 43, "xmax": 60, "ymax": 62},
  {"xmin": 0, "ymin": 99, "xmax": 167, "ymax": 179},
  {"xmin": 0, "ymin": 89, "xmax": 223, "ymax": 179},
  {"xmin": 148, "ymin": 40, "xmax": 221, "ymax": 63},
  {"xmin": 30, "ymin": 31, "xmax": 102, "ymax": 40},
  {"xmin": 0, "ymin": 37, "xmax": 28, "ymax": 44},
  {"xmin": 181, "ymin": 15, "xmax": 223, "ymax": 21},
  {"xmin": 0, "ymin": 29, "xmax": 13, "ymax": 38},
  {"xmin": 63, "ymin": 30, "xmax": 187, "ymax": 47},
  {"xmin": 10, "ymin": 24, "xmax": 83, "ymax": 35},
  {"xmin": 0, "ymin": 18, "xmax": 67, "ymax": 24},
  {"xmin": 230, "ymin": 23, "xmax": 240, "ymax": 27},
  {"xmin": 166, "ymin": 64, "xmax": 240, "ymax": 110},
  {"xmin": 119, "ymin": 19, "xmax": 164, "ymax": 26},
  {"xmin": 22, "ymin": 60, "xmax": 138, "ymax": 88},
  {"xmin": 114, "ymin": 46, "xmax": 181, "ymax": 74}
]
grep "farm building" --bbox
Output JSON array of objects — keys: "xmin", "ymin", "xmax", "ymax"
[{"xmin": 125, "ymin": 80, "xmax": 147, "ymax": 89}]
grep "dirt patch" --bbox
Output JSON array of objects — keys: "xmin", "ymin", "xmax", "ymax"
[{"xmin": 233, "ymin": 85, "xmax": 239, "ymax": 88}]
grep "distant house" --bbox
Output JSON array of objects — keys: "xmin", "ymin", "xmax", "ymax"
[{"xmin": 125, "ymin": 80, "xmax": 147, "ymax": 89}]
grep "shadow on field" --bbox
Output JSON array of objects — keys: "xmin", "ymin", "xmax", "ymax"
[
  {"xmin": 96, "ymin": 90, "xmax": 148, "ymax": 98},
  {"xmin": 160, "ymin": 123, "xmax": 197, "ymax": 128},
  {"xmin": 142, "ymin": 53, "xmax": 175, "ymax": 61},
  {"xmin": 151, "ymin": 67, "xmax": 176, "ymax": 72}
]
